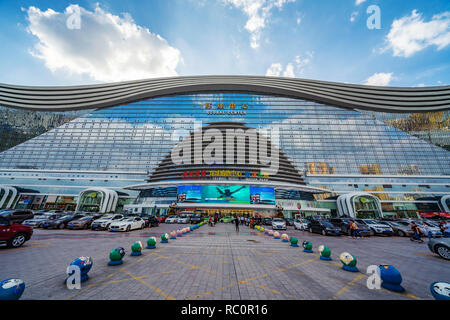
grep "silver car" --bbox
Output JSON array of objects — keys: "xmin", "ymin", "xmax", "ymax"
[
  {"xmin": 428, "ymin": 237, "xmax": 450, "ymax": 260},
  {"xmin": 383, "ymin": 221, "xmax": 413, "ymax": 237}
]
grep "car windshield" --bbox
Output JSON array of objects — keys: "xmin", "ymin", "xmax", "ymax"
[
  {"xmin": 273, "ymin": 219, "xmax": 284, "ymax": 222},
  {"xmin": 364, "ymin": 220, "xmax": 377, "ymax": 224},
  {"xmin": 321, "ymin": 221, "xmax": 334, "ymax": 227},
  {"xmin": 60, "ymin": 215, "xmax": 72, "ymax": 219},
  {"xmin": 0, "ymin": 211, "xmax": 13, "ymax": 215},
  {"xmin": 79, "ymin": 217, "xmax": 91, "ymax": 221}
]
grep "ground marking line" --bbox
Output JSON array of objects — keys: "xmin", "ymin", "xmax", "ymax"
[{"xmin": 120, "ymin": 268, "xmax": 176, "ymax": 300}]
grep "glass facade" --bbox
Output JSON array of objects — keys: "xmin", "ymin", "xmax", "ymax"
[{"xmin": 0, "ymin": 93, "xmax": 449, "ymax": 213}]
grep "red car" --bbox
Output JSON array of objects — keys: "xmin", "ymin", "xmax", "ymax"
[
  {"xmin": 0, "ymin": 217, "xmax": 33, "ymax": 248},
  {"xmin": 156, "ymin": 216, "xmax": 167, "ymax": 223}
]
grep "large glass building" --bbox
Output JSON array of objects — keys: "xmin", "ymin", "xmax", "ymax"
[{"xmin": 0, "ymin": 76, "xmax": 449, "ymax": 218}]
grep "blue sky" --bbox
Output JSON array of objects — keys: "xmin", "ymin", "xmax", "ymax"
[{"xmin": 0, "ymin": 0, "xmax": 449, "ymax": 87}]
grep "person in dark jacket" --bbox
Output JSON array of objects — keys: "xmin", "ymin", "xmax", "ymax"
[{"xmin": 235, "ymin": 216, "xmax": 240, "ymax": 232}]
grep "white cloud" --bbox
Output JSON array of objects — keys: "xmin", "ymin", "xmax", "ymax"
[
  {"xmin": 350, "ymin": 11, "xmax": 358, "ymax": 23},
  {"xmin": 283, "ymin": 63, "xmax": 295, "ymax": 77},
  {"xmin": 25, "ymin": 4, "xmax": 181, "ymax": 82},
  {"xmin": 296, "ymin": 17, "xmax": 302, "ymax": 25},
  {"xmin": 364, "ymin": 72, "xmax": 394, "ymax": 86},
  {"xmin": 265, "ymin": 62, "xmax": 283, "ymax": 76},
  {"xmin": 384, "ymin": 10, "xmax": 450, "ymax": 58},
  {"xmin": 223, "ymin": 0, "xmax": 296, "ymax": 49},
  {"xmin": 355, "ymin": 0, "xmax": 366, "ymax": 5}
]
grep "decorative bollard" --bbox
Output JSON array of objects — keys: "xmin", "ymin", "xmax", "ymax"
[
  {"xmin": 290, "ymin": 236, "xmax": 299, "ymax": 247},
  {"xmin": 177, "ymin": 229, "xmax": 182, "ymax": 237},
  {"xmin": 378, "ymin": 265, "xmax": 404, "ymax": 292},
  {"xmin": 0, "ymin": 279, "xmax": 25, "ymax": 300},
  {"xmin": 131, "ymin": 241, "xmax": 143, "ymax": 256},
  {"xmin": 161, "ymin": 233, "xmax": 169, "ymax": 243},
  {"xmin": 146, "ymin": 237, "xmax": 157, "ymax": 249},
  {"xmin": 66, "ymin": 256, "xmax": 93, "ymax": 283},
  {"xmin": 430, "ymin": 281, "xmax": 450, "ymax": 300},
  {"xmin": 190, "ymin": 226, "xmax": 194, "ymax": 232},
  {"xmin": 108, "ymin": 247, "xmax": 125, "ymax": 266},
  {"xmin": 302, "ymin": 241, "xmax": 313, "ymax": 253},
  {"xmin": 339, "ymin": 252, "xmax": 358, "ymax": 272},
  {"xmin": 318, "ymin": 245, "xmax": 332, "ymax": 260},
  {"xmin": 170, "ymin": 231, "xmax": 177, "ymax": 239},
  {"xmin": 268, "ymin": 230, "xmax": 274, "ymax": 237},
  {"xmin": 281, "ymin": 233, "xmax": 289, "ymax": 242},
  {"xmin": 273, "ymin": 231, "xmax": 280, "ymax": 239}
]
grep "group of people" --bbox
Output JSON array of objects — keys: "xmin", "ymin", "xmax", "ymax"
[{"xmin": 410, "ymin": 220, "xmax": 449, "ymax": 243}]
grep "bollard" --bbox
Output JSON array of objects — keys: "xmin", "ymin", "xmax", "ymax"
[
  {"xmin": 302, "ymin": 241, "xmax": 313, "ymax": 253},
  {"xmin": 108, "ymin": 247, "xmax": 125, "ymax": 266},
  {"xmin": 290, "ymin": 236, "xmax": 299, "ymax": 247},
  {"xmin": 379, "ymin": 265, "xmax": 405, "ymax": 292},
  {"xmin": 318, "ymin": 245, "xmax": 332, "ymax": 260},
  {"xmin": 339, "ymin": 252, "xmax": 358, "ymax": 272},
  {"xmin": 146, "ymin": 237, "xmax": 157, "ymax": 249},
  {"xmin": 161, "ymin": 233, "xmax": 169, "ymax": 243},
  {"xmin": 268, "ymin": 230, "xmax": 274, "ymax": 237},
  {"xmin": 430, "ymin": 281, "xmax": 450, "ymax": 300},
  {"xmin": 66, "ymin": 256, "xmax": 93, "ymax": 283},
  {"xmin": 170, "ymin": 231, "xmax": 177, "ymax": 239},
  {"xmin": 177, "ymin": 229, "xmax": 182, "ymax": 237},
  {"xmin": 281, "ymin": 233, "xmax": 289, "ymax": 242},
  {"xmin": 273, "ymin": 231, "xmax": 280, "ymax": 239},
  {"xmin": 131, "ymin": 241, "xmax": 143, "ymax": 256},
  {"xmin": 0, "ymin": 279, "xmax": 25, "ymax": 300}
]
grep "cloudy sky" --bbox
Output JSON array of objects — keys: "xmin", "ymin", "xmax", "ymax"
[{"xmin": 0, "ymin": 0, "xmax": 449, "ymax": 87}]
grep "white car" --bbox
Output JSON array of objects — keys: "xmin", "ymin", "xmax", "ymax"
[
  {"xmin": 294, "ymin": 219, "xmax": 308, "ymax": 231},
  {"xmin": 177, "ymin": 215, "xmax": 190, "ymax": 224},
  {"xmin": 165, "ymin": 216, "xmax": 179, "ymax": 224},
  {"xmin": 418, "ymin": 221, "xmax": 443, "ymax": 237},
  {"xmin": 272, "ymin": 218, "xmax": 286, "ymax": 230},
  {"xmin": 91, "ymin": 214, "xmax": 123, "ymax": 230},
  {"xmin": 109, "ymin": 217, "xmax": 145, "ymax": 232}
]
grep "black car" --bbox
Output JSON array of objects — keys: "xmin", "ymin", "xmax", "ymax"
[
  {"xmin": 38, "ymin": 214, "xmax": 64, "ymax": 228},
  {"xmin": 141, "ymin": 215, "xmax": 159, "ymax": 227},
  {"xmin": 42, "ymin": 213, "xmax": 85, "ymax": 229},
  {"xmin": 329, "ymin": 218, "xmax": 371, "ymax": 236},
  {"xmin": 307, "ymin": 219, "xmax": 341, "ymax": 236},
  {"xmin": 262, "ymin": 218, "xmax": 272, "ymax": 225},
  {"xmin": 190, "ymin": 213, "xmax": 202, "ymax": 224},
  {"xmin": 285, "ymin": 218, "xmax": 295, "ymax": 226},
  {"xmin": 0, "ymin": 209, "xmax": 34, "ymax": 224}
]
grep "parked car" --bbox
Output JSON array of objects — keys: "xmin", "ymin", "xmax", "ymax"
[
  {"xmin": 146, "ymin": 216, "xmax": 160, "ymax": 227},
  {"xmin": 23, "ymin": 215, "xmax": 51, "ymax": 228},
  {"xmin": 329, "ymin": 218, "xmax": 371, "ymax": 237},
  {"xmin": 165, "ymin": 216, "xmax": 179, "ymax": 224},
  {"xmin": 285, "ymin": 218, "xmax": 294, "ymax": 226},
  {"xmin": 156, "ymin": 216, "xmax": 168, "ymax": 223},
  {"xmin": 271, "ymin": 218, "xmax": 287, "ymax": 230},
  {"xmin": 177, "ymin": 215, "xmax": 190, "ymax": 224},
  {"xmin": 294, "ymin": 219, "xmax": 309, "ymax": 231},
  {"xmin": 42, "ymin": 213, "xmax": 85, "ymax": 229},
  {"xmin": 109, "ymin": 217, "xmax": 145, "ymax": 232},
  {"xmin": 0, "ymin": 217, "xmax": 33, "ymax": 248},
  {"xmin": 383, "ymin": 221, "xmax": 413, "ymax": 237},
  {"xmin": 190, "ymin": 213, "xmax": 202, "ymax": 224},
  {"xmin": 419, "ymin": 221, "xmax": 443, "ymax": 238},
  {"xmin": 32, "ymin": 210, "xmax": 48, "ymax": 216},
  {"xmin": 0, "ymin": 209, "xmax": 34, "ymax": 224},
  {"xmin": 38, "ymin": 213, "xmax": 64, "ymax": 228},
  {"xmin": 262, "ymin": 218, "xmax": 273, "ymax": 226},
  {"xmin": 355, "ymin": 219, "xmax": 394, "ymax": 236},
  {"xmin": 307, "ymin": 219, "xmax": 341, "ymax": 236},
  {"xmin": 67, "ymin": 215, "xmax": 100, "ymax": 230},
  {"xmin": 91, "ymin": 214, "xmax": 124, "ymax": 230},
  {"xmin": 428, "ymin": 237, "xmax": 450, "ymax": 260}
]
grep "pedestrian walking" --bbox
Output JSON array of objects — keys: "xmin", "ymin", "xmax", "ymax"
[
  {"xmin": 350, "ymin": 220, "xmax": 361, "ymax": 239},
  {"xmin": 235, "ymin": 215, "xmax": 240, "ymax": 232}
]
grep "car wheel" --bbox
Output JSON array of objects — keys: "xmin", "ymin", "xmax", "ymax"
[
  {"xmin": 397, "ymin": 230, "xmax": 405, "ymax": 237},
  {"xmin": 322, "ymin": 230, "xmax": 326, "ymax": 236},
  {"xmin": 8, "ymin": 233, "xmax": 27, "ymax": 248},
  {"xmin": 370, "ymin": 229, "xmax": 375, "ymax": 236},
  {"xmin": 436, "ymin": 245, "xmax": 450, "ymax": 260},
  {"xmin": 59, "ymin": 223, "xmax": 65, "ymax": 229},
  {"xmin": 141, "ymin": 223, "xmax": 145, "ymax": 229},
  {"xmin": 126, "ymin": 225, "xmax": 131, "ymax": 232}
]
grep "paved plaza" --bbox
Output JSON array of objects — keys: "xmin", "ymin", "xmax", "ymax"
[{"xmin": 0, "ymin": 223, "xmax": 448, "ymax": 300}]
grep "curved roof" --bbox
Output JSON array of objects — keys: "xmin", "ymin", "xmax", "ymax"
[{"xmin": 1, "ymin": 75, "xmax": 449, "ymax": 113}]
